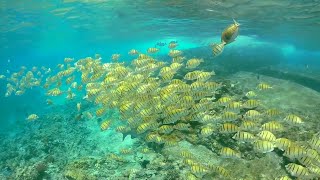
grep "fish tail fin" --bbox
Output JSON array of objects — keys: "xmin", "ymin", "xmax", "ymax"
[{"xmin": 233, "ymin": 18, "xmax": 240, "ymax": 26}]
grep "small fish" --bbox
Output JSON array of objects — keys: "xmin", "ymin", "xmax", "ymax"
[
  {"xmin": 261, "ymin": 121, "xmax": 283, "ymax": 132},
  {"xmin": 128, "ymin": 49, "xmax": 139, "ymax": 55},
  {"xmin": 155, "ymin": 42, "xmax": 166, "ymax": 47},
  {"xmin": 216, "ymin": 96, "xmax": 232, "ymax": 106},
  {"xmin": 225, "ymin": 101, "xmax": 242, "ymax": 113},
  {"xmin": 245, "ymin": 91, "xmax": 257, "ymax": 98},
  {"xmin": 15, "ymin": 90, "xmax": 24, "ymax": 96},
  {"xmin": 220, "ymin": 147, "xmax": 241, "ymax": 158},
  {"xmin": 190, "ymin": 165, "xmax": 208, "ymax": 176},
  {"xmin": 244, "ymin": 109, "xmax": 261, "ymax": 119},
  {"xmin": 254, "ymin": 140, "xmax": 275, "ymax": 153},
  {"xmin": 111, "ymin": 54, "xmax": 120, "ymax": 62},
  {"xmin": 100, "ymin": 120, "xmax": 111, "ymax": 131},
  {"xmin": 219, "ymin": 123, "xmax": 239, "ymax": 133},
  {"xmin": 26, "ymin": 114, "xmax": 39, "ymax": 121},
  {"xmin": 46, "ymin": 99, "xmax": 53, "ymax": 105},
  {"xmin": 120, "ymin": 148, "xmax": 132, "ymax": 154},
  {"xmin": 77, "ymin": 102, "xmax": 81, "ymax": 112},
  {"xmin": 240, "ymin": 120, "xmax": 257, "ymax": 131},
  {"xmin": 277, "ymin": 176, "xmax": 292, "ymax": 180},
  {"xmin": 180, "ymin": 150, "xmax": 195, "ymax": 159},
  {"xmin": 147, "ymin": 47, "xmax": 159, "ymax": 53},
  {"xmin": 309, "ymin": 136, "xmax": 320, "ymax": 151},
  {"xmin": 220, "ymin": 111, "xmax": 238, "ymax": 121},
  {"xmin": 243, "ymin": 99, "xmax": 260, "ymax": 109},
  {"xmin": 298, "ymin": 156, "xmax": 313, "ymax": 167},
  {"xmin": 141, "ymin": 148, "xmax": 151, "ymax": 154},
  {"xmin": 168, "ymin": 41, "xmax": 178, "ymax": 49},
  {"xmin": 158, "ymin": 125, "xmax": 174, "ymax": 134},
  {"xmin": 257, "ymin": 130, "xmax": 276, "ymax": 142},
  {"xmin": 212, "ymin": 42, "xmax": 226, "ymax": 57},
  {"xmin": 284, "ymin": 145, "xmax": 306, "ymax": 159},
  {"xmin": 200, "ymin": 126, "xmax": 214, "ymax": 137},
  {"xmin": 214, "ymin": 166, "xmax": 232, "ymax": 178},
  {"xmin": 275, "ymin": 138, "xmax": 292, "ymax": 151},
  {"xmin": 183, "ymin": 158, "xmax": 198, "ymax": 166},
  {"xmin": 264, "ymin": 108, "xmax": 281, "ymax": 117},
  {"xmin": 257, "ymin": 83, "xmax": 272, "ymax": 90},
  {"xmin": 168, "ymin": 49, "xmax": 182, "ymax": 57},
  {"xmin": 285, "ymin": 163, "xmax": 310, "ymax": 178},
  {"xmin": 284, "ymin": 114, "xmax": 303, "ymax": 124},
  {"xmin": 232, "ymin": 131, "xmax": 256, "ymax": 142},
  {"xmin": 186, "ymin": 58, "xmax": 204, "ymax": 69}
]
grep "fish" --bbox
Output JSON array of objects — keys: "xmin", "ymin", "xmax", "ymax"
[
  {"xmin": 257, "ymin": 130, "xmax": 277, "ymax": 142},
  {"xmin": 190, "ymin": 165, "xmax": 208, "ymax": 176},
  {"xmin": 128, "ymin": 49, "xmax": 139, "ymax": 55},
  {"xmin": 219, "ymin": 123, "xmax": 239, "ymax": 133},
  {"xmin": 283, "ymin": 145, "xmax": 306, "ymax": 159},
  {"xmin": 26, "ymin": 114, "xmax": 39, "ymax": 121},
  {"xmin": 285, "ymin": 163, "xmax": 310, "ymax": 178},
  {"xmin": 186, "ymin": 58, "xmax": 204, "ymax": 69},
  {"xmin": 100, "ymin": 120, "xmax": 111, "ymax": 131},
  {"xmin": 211, "ymin": 19, "xmax": 240, "ymax": 57},
  {"xmin": 277, "ymin": 176, "xmax": 292, "ymax": 180},
  {"xmin": 254, "ymin": 140, "xmax": 275, "ymax": 153},
  {"xmin": 275, "ymin": 138, "xmax": 292, "ymax": 151},
  {"xmin": 168, "ymin": 41, "xmax": 178, "ymax": 49},
  {"xmin": 200, "ymin": 126, "xmax": 214, "ymax": 137},
  {"xmin": 261, "ymin": 121, "xmax": 283, "ymax": 132},
  {"xmin": 245, "ymin": 91, "xmax": 257, "ymax": 98},
  {"xmin": 232, "ymin": 131, "xmax": 256, "ymax": 142},
  {"xmin": 147, "ymin": 47, "xmax": 159, "ymax": 53},
  {"xmin": 257, "ymin": 83, "xmax": 272, "ymax": 90},
  {"xmin": 284, "ymin": 114, "xmax": 303, "ymax": 124},
  {"xmin": 77, "ymin": 103, "xmax": 81, "ymax": 112},
  {"xmin": 155, "ymin": 42, "xmax": 166, "ymax": 47},
  {"xmin": 220, "ymin": 147, "xmax": 241, "ymax": 158},
  {"xmin": 221, "ymin": 19, "xmax": 240, "ymax": 44},
  {"xmin": 212, "ymin": 42, "xmax": 226, "ymax": 57}
]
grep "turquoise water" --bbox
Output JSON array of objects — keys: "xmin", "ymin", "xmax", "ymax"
[{"xmin": 1, "ymin": 1, "xmax": 320, "ymax": 179}]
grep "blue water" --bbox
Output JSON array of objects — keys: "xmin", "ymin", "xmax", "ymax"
[{"xmin": 1, "ymin": 1, "xmax": 320, "ymax": 179}]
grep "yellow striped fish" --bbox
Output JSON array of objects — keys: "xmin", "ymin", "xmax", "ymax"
[
  {"xmin": 285, "ymin": 163, "xmax": 310, "ymax": 178},
  {"xmin": 257, "ymin": 130, "xmax": 276, "ymax": 142},
  {"xmin": 253, "ymin": 140, "xmax": 275, "ymax": 153},
  {"xmin": 284, "ymin": 114, "xmax": 303, "ymax": 124},
  {"xmin": 190, "ymin": 165, "xmax": 208, "ymax": 176},
  {"xmin": 220, "ymin": 147, "xmax": 241, "ymax": 158},
  {"xmin": 219, "ymin": 123, "xmax": 239, "ymax": 133},
  {"xmin": 284, "ymin": 145, "xmax": 306, "ymax": 159},
  {"xmin": 232, "ymin": 131, "xmax": 256, "ymax": 142},
  {"xmin": 240, "ymin": 120, "xmax": 257, "ymax": 132},
  {"xmin": 220, "ymin": 111, "xmax": 238, "ymax": 121},
  {"xmin": 277, "ymin": 176, "xmax": 292, "ymax": 180},
  {"xmin": 275, "ymin": 138, "xmax": 292, "ymax": 151},
  {"xmin": 261, "ymin": 121, "xmax": 283, "ymax": 132},
  {"xmin": 200, "ymin": 126, "xmax": 214, "ymax": 137},
  {"xmin": 298, "ymin": 156, "xmax": 313, "ymax": 167},
  {"xmin": 100, "ymin": 120, "xmax": 111, "ymax": 131},
  {"xmin": 309, "ymin": 136, "xmax": 320, "ymax": 151},
  {"xmin": 257, "ymin": 83, "xmax": 272, "ymax": 90},
  {"xmin": 212, "ymin": 42, "xmax": 226, "ymax": 57}
]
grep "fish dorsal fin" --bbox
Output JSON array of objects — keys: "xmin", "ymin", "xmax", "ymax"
[{"xmin": 233, "ymin": 19, "xmax": 240, "ymax": 26}]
